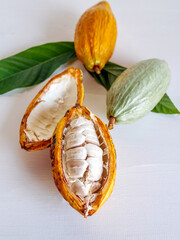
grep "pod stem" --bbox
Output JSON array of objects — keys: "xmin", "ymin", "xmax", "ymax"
[
  {"xmin": 94, "ymin": 65, "xmax": 101, "ymax": 74},
  {"xmin": 108, "ymin": 116, "xmax": 116, "ymax": 130}
]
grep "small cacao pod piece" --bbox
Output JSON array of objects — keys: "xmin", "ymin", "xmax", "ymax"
[
  {"xmin": 20, "ymin": 67, "xmax": 84, "ymax": 151},
  {"xmin": 107, "ymin": 59, "xmax": 171, "ymax": 129},
  {"xmin": 74, "ymin": 1, "xmax": 117, "ymax": 74},
  {"xmin": 51, "ymin": 105, "xmax": 116, "ymax": 217}
]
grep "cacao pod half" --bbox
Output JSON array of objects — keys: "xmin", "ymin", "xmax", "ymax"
[
  {"xmin": 51, "ymin": 105, "xmax": 116, "ymax": 217},
  {"xmin": 74, "ymin": 1, "xmax": 117, "ymax": 74},
  {"xmin": 20, "ymin": 67, "xmax": 84, "ymax": 151},
  {"xmin": 107, "ymin": 59, "xmax": 171, "ymax": 129}
]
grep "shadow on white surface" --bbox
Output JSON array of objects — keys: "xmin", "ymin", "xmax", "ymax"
[{"xmin": 0, "ymin": 94, "xmax": 63, "ymax": 202}]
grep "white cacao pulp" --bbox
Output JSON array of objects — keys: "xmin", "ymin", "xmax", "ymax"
[
  {"xmin": 62, "ymin": 117, "xmax": 108, "ymax": 214},
  {"xmin": 25, "ymin": 74, "xmax": 77, "ymax": 142}
]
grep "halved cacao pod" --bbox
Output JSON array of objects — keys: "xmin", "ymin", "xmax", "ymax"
[
  {"xmin": 51, "ymin": 105, "xmax": 116, "ymax": 217},
  {"xmin": 20, "ymin": 67, "xmax": 84, "ymax": 151},
  {"xmin": 74, "ymin": 1, "xmax": 117, "ymax": 74}
]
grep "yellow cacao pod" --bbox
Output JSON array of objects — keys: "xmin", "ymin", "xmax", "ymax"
[
  {"xmin": 74, "ymin": 1, "xmax": 117, "ymax": 74},
  {"xmin": 51, "ymin": 105, "xmax": 116, "ymax": 217},
  {"xmin": 19, "ymin": 67, "xmax": 84, "ymax": 151}
]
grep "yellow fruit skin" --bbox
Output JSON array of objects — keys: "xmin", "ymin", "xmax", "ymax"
[
  {"xmin": 74, "ymin": 1, "xmax": 117, "ymax": 73},
  {"xmin": 50, "ymin": 105, "xmax": 116, "ymax": 217},
  {"xmin": 19, "ymin": 67, "xmax": 84, "ymax": 151}
]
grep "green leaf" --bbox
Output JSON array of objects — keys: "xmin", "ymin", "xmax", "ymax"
[
  {"xmin": 88, "ymin": 62, "xmax": 126, "ymax": 90},
  {"xmin": 0, "ymin": 42, "xmax": 76, "ymax": 94},
  {"xmin": 152, "ymin": 93, "xmax": 180, "ymax": 114},
  {"xmin": 88, "ymin": 61, "xmax": 180, "ymax": 114}
]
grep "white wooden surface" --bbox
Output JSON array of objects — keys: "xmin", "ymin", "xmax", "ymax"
[{"xmin": 0, "ymin": 0, "xmax": 180, "ymax": 239}]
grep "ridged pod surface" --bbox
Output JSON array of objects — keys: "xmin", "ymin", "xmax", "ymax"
[
  {"xmin": 107, "ymin": 59, "xmax": 171, "ymax": 128},
  {"xmin": 74, "ymin": 1, "xmax": 117, "ymax": 73},
  {"xmin": 20, "ymin": 67, "xmax": 84, "ymax": 151},
  {"xmin": 51, "ymin": 105, "xmax": 116, "ymax": 217}
]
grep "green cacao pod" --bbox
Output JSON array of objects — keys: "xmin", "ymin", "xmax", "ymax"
[{"xmin": 106, "ymin": 59, "xmax": 171, "ymax": 129}]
